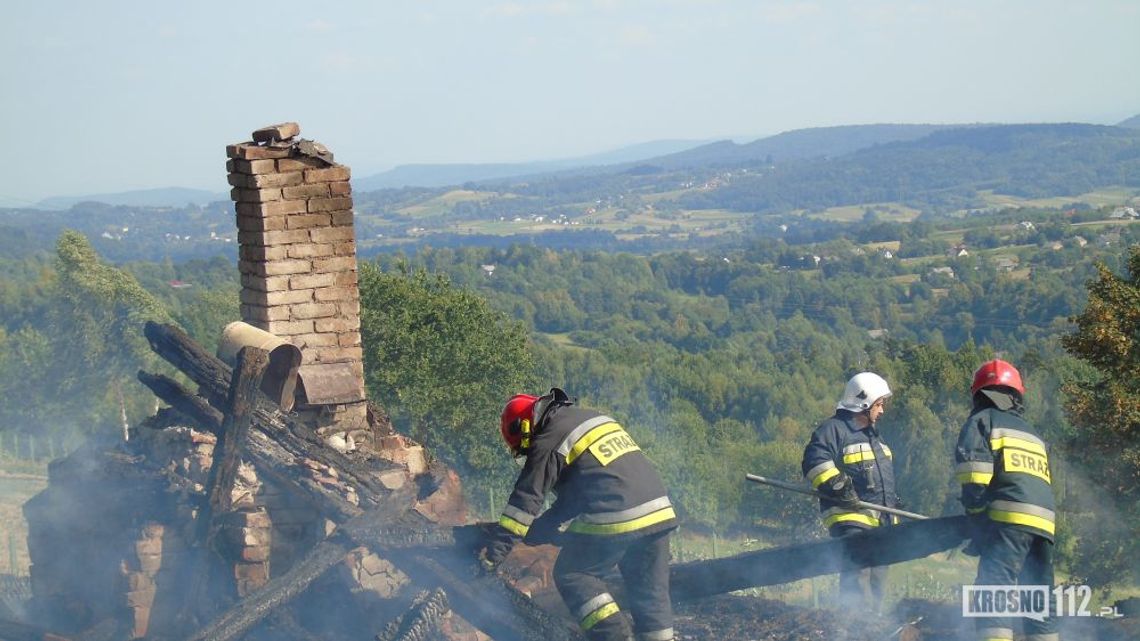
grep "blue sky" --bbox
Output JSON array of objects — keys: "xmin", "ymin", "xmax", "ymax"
[{"xmin": 1, "ymin": 0, "xmax": 1138, "ymax": 204}]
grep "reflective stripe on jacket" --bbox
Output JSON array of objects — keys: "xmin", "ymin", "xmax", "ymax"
[
  {"xmin": 801, "ymin": 410, "xmax": 897, "ymax": 532},
  {"xmin": 955, "ymin": 405, "xmax": 1056, "ymax": 540},
  {"xmin": 498, "ymin": 390, "xmax": 677, "ymax": 543}
]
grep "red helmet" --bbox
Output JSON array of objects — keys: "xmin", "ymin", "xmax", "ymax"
[
  {"xmin": 971, "ymin": 359, "xmax": 1025, "ymax": 396},
  {"xmin": 500, "ymin": 394, "xmax": 539, "ymax": 456}
]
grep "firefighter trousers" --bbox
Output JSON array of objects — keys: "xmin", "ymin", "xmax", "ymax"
[
  {"xmin": 832, "ymin": 524, "xmax": 888, "ymax": 613},
  {"xmin": 553, "ymin": 528, "xmax": 674, "ymax": 641},
  {"xmin": 974, "ymin": 524, "xmax": 1058, "ymax": 641}
]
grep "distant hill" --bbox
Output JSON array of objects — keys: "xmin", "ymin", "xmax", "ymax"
[
  {"xmin": 1118, "ymin": 113, "xmax": 1140, "ymax": 129},
  {"xmin": 676, "ymin": 123, "xmax": 1140, "ymax": 214},
  {"xmin": 35, "ymin": 187, "xmax": 227, "ymax": 210},
  {"xmin": 354, "ymin": 139, "xmax": 710, "ymax": 191}
]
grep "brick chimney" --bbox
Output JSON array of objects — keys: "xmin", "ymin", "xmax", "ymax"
[{"xmin": 226, "ymin": 122, "xmax": 367, "ymax": 439}]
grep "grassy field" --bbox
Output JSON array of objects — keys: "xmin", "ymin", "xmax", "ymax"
[
  {"xmin": 394, "ymin": 189, "xmax": 504, "ymax": 218},
  {"xmin": 806, "ymin": 203, "xmax": 923, "ymax": 223},
  {"xmin": 0, "ymin": 460, "xmax": 48, "ymax": 576},
  {"xmin": 975, "ymin": 187, "xmax": 1140, "ymax": 211}
]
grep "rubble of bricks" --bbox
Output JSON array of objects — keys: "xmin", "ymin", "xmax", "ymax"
[{"xmin": 227, "ymin": 123, "xmax": 368, "ymax": 438}]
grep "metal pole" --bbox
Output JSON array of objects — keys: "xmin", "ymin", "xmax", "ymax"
[{"xmin": 745, "ymin": 473, "xmax": 929, "ymax": 521}]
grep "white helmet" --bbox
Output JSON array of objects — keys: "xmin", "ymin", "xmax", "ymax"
[{"xmin": 837, "ymin": 372, "xmax": 892, "ymax": 412}]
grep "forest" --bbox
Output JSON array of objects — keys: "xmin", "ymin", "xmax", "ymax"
[{"xmin": 2, "ymin": 201, "xmax": 1140, "ymax": 589}]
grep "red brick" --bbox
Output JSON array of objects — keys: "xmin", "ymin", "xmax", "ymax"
[
  {"xmin": 309, "ymin": 227, "xmax": 355, "ymax": 243},
  {"xmin": 290, "ymin": 302, "xmax": 338, "ymax": 319},
  {"xmin": 252, "ymin": 122, "xmax": 300, "ymax": 143},
  {"xmin": 241, "ymin": 546, "xmax": 271, "ymax": 563},
  {"xmin": 338, "ymin": 332, "xmax": 362, "ymax": 347},
  {"xmin": 297, "ymin": 332, "xmax": 340, "ymax": 348},
  {"xmin": 265, "ymin": 319, "xmax": 315, "ymax": 336},
  {"xmin": 329, "ymin": 210, "xmax": 355, "ymax": 227},
  {"xmin": 308, "ymin": 196, "xmax": 354, "ymax": 213},
  {"xmin": 285, "ymin": 213, "xmax": 332, "ymax": 230},
  {"xmin": 290, "ymin": 273, "xmax": 338, "ymax": 289},
  {"xmin": 236, "ymin": 215, "xmax": 286, "ymax": 232},
  {"xmin": 230, "ymin": 187, "xmax": 282, "ymax": 203},
  {"xmin": 329, "ymin": 181, "xmax": 352, "ymax": 196},
  {"xmin": 261, "ymin": 229, "xmax": 312, "ymax": 245},
  {"xmin": 241, "ymin": 273, "xmax": 291, "ymax": 292},
  {"xmin": 228, "ymin": 171, "xmax": 304, "ymax": 189},
  {"xmin": 230, "ymin": 158, "xmax": 277, "ymax": 175},
  {"xmin": 281, "ymin": 183, "xmax": 331, "ymax": 200},
  {"xmin": 304, "ymin": 166, "xmax": 351, "ymax": 183},
  {"xmin": 242, "ymin": 304, "xmax": 292, "ymax": 322},
  {"xmin": 308, "ymin": 346, "xmax": 361, "ymax": 363},
  {"xmin": 287, "ymin": 243, "xmax": 336, "ymax": 259},
  {"xmin": 240, "ymin": 245, "xmax": 289, "ymax": 262},
  {"xmin": 334, "ymin": 271, "xmax": 359, "ymax": 287},
  {"xmin": 277, "ymin": 157, "xmax": 328, "ymax": 172},
  {"xmin": 250, "ymin": 259, "xmax": 312, "ymax": 277},
  {"xmin": 314, "ymin": 286, "xmax": 357, "ymax": 302},
  {"xmin": 334, "ymin": 241, "xmax": 356, "ymax": 256},
  {"xmin": 315, "ymin": 317, "xmax": 361, "ymax": 332},
  {"xmin": 312, "ymin": 256, "xmax": 357, "ymax": 273},
  {"xmin": 227, "ymin": 143, "xmax": 291, "ymax": 160},
  {"xmin": 233, "ymin": 562, "xmax": 270, "ymax": 583},
  {"xmin": 236, "ymin": 199, "xmax": 307, "ymax": 217}
]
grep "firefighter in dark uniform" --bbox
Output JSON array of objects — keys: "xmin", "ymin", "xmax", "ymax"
[
  {"xmin": 956, "ymin": 360, "xmax": 1058, "ymax": 641},
  {"xmin": 801, "ymin": 372, "xmax": 899, "ymax": 612},
  {"xmin": 479, "ymin": 388, "xmax": 677, "ymax": 641}
]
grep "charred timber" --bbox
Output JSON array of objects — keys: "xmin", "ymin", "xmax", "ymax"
[
  {"xmin": 669, "ymin": 515, "xmax": 970, "ymax": 602},
  {"xmin": 376, "ymin": 589, "xmax": 450, "ymax": 641},
  {"xmin": 143, "ymin": 321, "xmax": 391, "ymax": 504}
]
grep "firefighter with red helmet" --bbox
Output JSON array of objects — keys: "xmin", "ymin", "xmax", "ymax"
[
  {"xmin": 956, "ymin": 359, "xmax": 1058, "ymax": 641},
  {"xmin": 479, "ymin": 388, "xmax": 677, "ymax": 641},
  {"xmin": 801, "ymin": 371, "xmax": 899, "ymax": 612}
]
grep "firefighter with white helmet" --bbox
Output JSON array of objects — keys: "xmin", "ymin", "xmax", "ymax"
[
  {"xmin": 801, "ymin": 371, "xmax": 900, "ymax": 611},
  {"xmin": 479, "ymin": 388, "xmax": 678, "ymax": 641}
]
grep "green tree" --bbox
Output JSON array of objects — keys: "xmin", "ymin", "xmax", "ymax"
[
  {"xmin": 358, "ymin": 262, "xmax": 536, "ymax": 507},
  {"xmin": 1060, "ymin": 245, "xmax": 1140, "ymax": 585}
]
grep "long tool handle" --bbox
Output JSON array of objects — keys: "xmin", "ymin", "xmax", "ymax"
[{"xmin": 745, "ymin": 473, "xmax": 929, "ymax": 520}]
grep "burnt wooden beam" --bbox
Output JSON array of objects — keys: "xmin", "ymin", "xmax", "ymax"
[
  {"xmin": 669, "ymin": 515, "xmax": 970, "ymax": 602},
  {"xmin": 376, "ymin": 588, "xmax": 449, "ymax": 641}
]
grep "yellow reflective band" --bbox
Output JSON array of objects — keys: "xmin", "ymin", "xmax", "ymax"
[
  {"xmin": 566, "ymin": 422, "xmax": 623, "ymax": 465},
  {"xmin": 843, "ymin": 451, "xmax": 878, "ymax": 464},
  {"xmin": 881, "ymin": 444, "xmax": 893, "ymax": 459},
  {"xmin": 811, "ymin": 466, "xmax": 840, "ymax": 488},
  {"xmin": 568, "ymin": 507, "xmax": 677, "ymax": 535},
  {"xmin": 990, "ymin": 436, "xmax": 1046, "ymax": 457},
  {"xmin": 580, "ymin": 602, "xmax": 621, "ymax": 630},
  {"xmin": 823, "ymin": 512, "xmax": 880, "ymax": 528},
  {"xmin": 498, "ymin": 514, "xmax": 530, "ymax": 537},
  {"xmin": 956, "ymin": 471, "xmax": 994, "ymax": 485},
  {"xmin": 988, "ymin": 508, "xmax": 1055, "ymax": 535},
  {"xmin": 1001, "ymin": 448, "xmax": 1051, "ymax": 484}
]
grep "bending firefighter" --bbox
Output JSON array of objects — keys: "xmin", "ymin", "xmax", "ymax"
[
  {"xmin": 478, "ymin": 388, "xmax": 678, "ymax": 641},
  {"xmin": 801, "ymin": 372, "xmax": 900, "ymax": 611},
  {"xmin": 956, "ymin": 359, "xmax": 1058, "ymax": 641}
]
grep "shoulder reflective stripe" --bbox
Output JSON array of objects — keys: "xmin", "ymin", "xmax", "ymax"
[
  {"xmin": 580, "ymin": 603, "xmax": 620, "ymax": 630},
  {"xmin": 990, "ymin": 427, "xmax": 1046, "ymax": 454},
  {"xmin": 805, "ymin": 461, "xmax": 838, "ymax": 485},
  {"xmin": 566, "ymin": 422, "xmax": 623, "ymax": 465},
  {"xmin": 636, "ymin": 628, "xmax": 675, "ymax": 641},
  {"xmin": 842, "ymin": 443, "xmax": 872, "ymax": 455},
  {"xmin": 881, "ymin": 443, "xmax": 892, "ymax": 458},
  {"xmin": 498, "ymin": 514, "xmax": 530, "ymax": 536},
  {"xmin": 574, "ymin": 593, "xmax": 615, "ymax": 622},
  {"xmin": 1023, "ymin": 634, "xmax": 1059, "ymax": 641},
  {"xmin": 956, "ymin": 461, "xmax": 995, "ymax": 485},
  {"xmin": 576, "ymin": 497, "xmax": 673, "ymax": 524},
  {"xmin": 569, "ymin": 506, "xmax": 676, "ymax": 535},
  {"xmin": 501, "ymin": 504, "xmax": 535, "ymax": 526},
  {"xmin": 557, "ymin": 415, "xmax": 617, "ymax": 457}
]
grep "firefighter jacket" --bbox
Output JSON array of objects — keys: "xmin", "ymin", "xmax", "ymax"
[
  {"xmin": 492, "ymin": 389, "xmax": 677, "ymax": 557},
  {"xmin": 955, "ymin": 394, "xmax": 1056, "ymax": 541},
  {"xmin": 801, "ymin": 410, "xmax": 898, "ymax": 532}
]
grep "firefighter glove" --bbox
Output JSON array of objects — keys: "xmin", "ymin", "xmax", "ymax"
[{"xmin": 824, "ymin": 473, "xmax": 861, "ymax": 509}]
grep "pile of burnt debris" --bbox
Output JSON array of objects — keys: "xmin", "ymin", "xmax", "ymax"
[{"xmin": 2, "ymin": 322, "xmax": 1137, "ymax": 640}]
